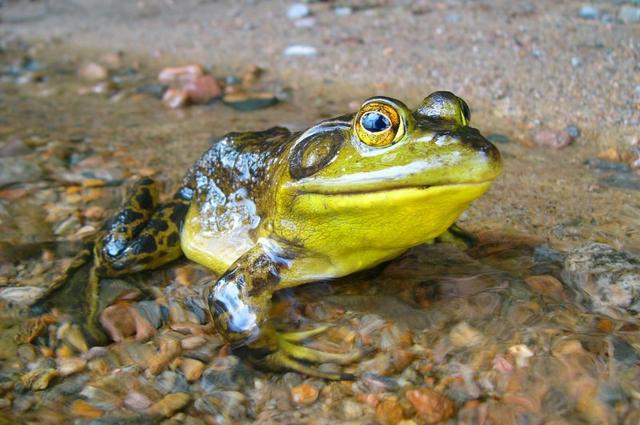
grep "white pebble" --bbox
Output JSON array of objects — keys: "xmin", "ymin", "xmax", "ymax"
[
  {"xmin": 284, "ymin": 45, "xmax": 318, "ymax": 57},
  {"xmin": 287, "ymin": 3, "xmax": 310, "ymax": 20}
]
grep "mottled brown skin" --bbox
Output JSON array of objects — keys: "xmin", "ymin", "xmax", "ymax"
[{"xmin": 30, "ymin": 92, "xmax": 502, "ymax": 379}]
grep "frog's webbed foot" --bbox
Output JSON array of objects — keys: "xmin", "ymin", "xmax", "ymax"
[
  {"xmin": 242, "ymin": 325, "xmax": 361, "ymax": 380},
  {"xmin": 435, "ymin": 222, "xmax": 477, "ymax": 250}
]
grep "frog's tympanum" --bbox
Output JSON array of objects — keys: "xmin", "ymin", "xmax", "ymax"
[{"xmin": 31, "ymin": 92, "xmax": 502, "ymax": 379}]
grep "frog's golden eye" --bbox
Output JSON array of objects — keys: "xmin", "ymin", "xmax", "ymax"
[{"xmin": 355, "ymin": 103, "xmax": 405, "ymax": 147}]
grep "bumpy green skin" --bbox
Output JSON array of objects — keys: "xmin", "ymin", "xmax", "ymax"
[{"xmin": 33, "ymin": 91, "xmax": 502, "ymax": 379}]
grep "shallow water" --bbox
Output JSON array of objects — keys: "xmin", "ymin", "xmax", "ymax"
[{"xmin": 0, "ymin": 36, "xmax": 639, "ymax": 425}]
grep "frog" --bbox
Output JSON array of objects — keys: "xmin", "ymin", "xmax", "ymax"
[{"xmin": 29, "ymin": 91, "xmax": 502, "ymax": 380}]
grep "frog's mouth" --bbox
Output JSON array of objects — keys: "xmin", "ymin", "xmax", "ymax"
[
  {"xmin": 288, "ymin": 158, "xmax": 500, "ymax": 196},
  {"xmin": 296, "ymin": 181, "xmax": 492, "ymax": 196}
]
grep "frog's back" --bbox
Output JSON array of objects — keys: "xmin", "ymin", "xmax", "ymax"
[{"xmin": 180, "ymin": 127, "xmax": 293, "ymax": 273}]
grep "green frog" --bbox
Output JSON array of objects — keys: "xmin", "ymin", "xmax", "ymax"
[{"xmin": 31, "ymin": 91, "xmax": 502, "ymax": 379}]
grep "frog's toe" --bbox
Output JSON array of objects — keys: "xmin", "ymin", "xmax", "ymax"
[{"xmin": 242, "ymin": 326, "xmax": 361, "ymax": 380}]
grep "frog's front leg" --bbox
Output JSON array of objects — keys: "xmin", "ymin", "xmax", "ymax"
[
  {"xmin": 435, "ymin": 222, "xmax": 477, "ymax": 250},
  {"xmin": 205, "ymin": 241, "xmax": 359, "ymax": 380}
]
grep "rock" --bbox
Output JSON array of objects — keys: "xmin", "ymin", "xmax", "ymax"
[
  {"xmin": 531, "ymin": 128, "xmax": 573, "ymax": 149},
  {"xmin": 566, "ymin": 124, "xmax": 580, "ymax": 139},
  {"xmin": 335, "ymin": 6, "xmax": 353, "ymax": 16},
  {"xmin": 486, "ymin": 133, "xmax": 510, "ymax": 144},
  {"xmin": 284, "ymin": 45, "xmax": 318, "ymax": 56},
  {"xmin": 78, "ymin": 62, "xmax": 109, "ymax": 81},
  {"xmin": 619, "ymin": 6, "xmax": 640, "ymax": 23},
  {"xmin": 376, "ymin": 397, "xmax": 404, "ymax": 424},
  {"xmin": 524, "ymin": 275, "xmax": 566, "ymax": 299},
  {"xmin": 0, "ymin": 286, "xmax": 46, "ymax": 306},
  {"xmin": 56, "ymin": 357, "xmax": 86, "ymax": 376},
  {"xmin": 162, "ymin": 88, "xmax": 189, "ymax": 109},
  {"xmin": 0, "ymin": 137, "xmax": 31, "ymax": 157},
  {"xmin": 21, "ymin": 368, "xmax": 58, "ymax": 390},
  {"xmin": 294, "ymin": 17, "xmax": 316, "ymax": 28},
  {"xmin": 287, "ymin": 3, "xmax": 310, "ymax": 20},
  {"xmin": 584, "ymin": 158, "xmax": 631, "ymax": 173},
  {"xmin": 200, "ymin": 356, "xmax": 253, "ymax": 392},
  {"xmin": 599, "ymin": 173, "xmax": 640, "ymax": 191},
  {"xmin": 180, "ymin": 357, "xmax": 205, "ymax": 382},
  {"xmin": 158, "ymin": 65, "xmax": 204, "ymax": 84},
  {"xmin": 154, "ymin": 370, "xmax": 190, "ymax": 395},
  {"xmin": 449, "ymin": 322, "xmax": 485, "ymax": 348},
  {"xmin": 180, "ymin": 336, "xmax": 206, "ymax": 350},
  {"xmin": 147, "ymin": 337, "xmax": 182, "ymax": 375},
  {"xmin": 570, "ymin": 56, "xmax": 582, "ymax": 67},
  {"xmin": 147, "ymin": 392, "xmax": 191, "ymax": 417},
  {"xmin": 290, "ymin": 383, "xmax": 319, "ymax": 405},
  {"xmin": 342, "ymin": 399, "xmax": 365, "ymax": 420},
  {"xmin": 71, "ymin": 399, "xmax": 103, "ymax": 419},
  {"xmin": 578, "ymin": 5, "xmax": 599, "ymax": 20},
  {"xmin": 124, "ymin": 391, "xmax": 153, "ymax": 411},
  {"xmin": 406, "ymin": 388, "xmax": 455, "ymax": 424},
  {"xmin": 562, "ymin": 243, "xmax": 640, "ymax": 315},
  {"xmin": 0, "ymin": 157, "xmax": 43, "ymax": 186},
  {"xmin": 183, "ymin": 75, "xmax": 221, "ymax": 103},
  {"xmin": 222, "ymin": 92, "xmax": 278, "ymax": 111},
  {"xmin": 508, "ymin": 344, "xmax": 534, "ymax": 367},
  {"xmin": 100, "ymin": 302, "xmax": 156, "ymax": 342},
  {"xmin": 135, "ymin": 300, "xmax": 166, "ymax": 329},
  {"xmin": 136, "ymin": 83, "xmax": 168, "ymax": 99}
]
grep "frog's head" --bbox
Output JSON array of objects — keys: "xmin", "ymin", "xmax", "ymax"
[{"xmin": 274, "ymin": 92, "xmax": 502, "ymax": 270}]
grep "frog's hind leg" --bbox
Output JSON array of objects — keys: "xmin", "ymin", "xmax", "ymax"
[
  {"xmin": 25, "ymin": 179, "xmax": 191, "ymax": 347},
  {"xmin": 94, "ymin": 178, "xmax": 190, "ymax": 277}
]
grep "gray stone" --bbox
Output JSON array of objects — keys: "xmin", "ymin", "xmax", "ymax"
[
  {"xmin": 579, "ymin": 5, "xmax": 599, "ymax": 20},
  {"xmin": 562, "ymin": 243, "xmax": 640, "ymax": 316},
  {"xmin": 619, "ymin": 6, "xmax": 640, "ymax": 23},
  {"xmin": 0, "ymin": 157, "xmax": 43, "ymax": 186},
  {"xmin": 287, "ymin": 3, "xmax": 310, "ymax": 20}
]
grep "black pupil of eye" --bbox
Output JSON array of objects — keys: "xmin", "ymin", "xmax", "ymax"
[{"xmin": 361, "ymin": 112, "xmax": 391, "ymax": 133}]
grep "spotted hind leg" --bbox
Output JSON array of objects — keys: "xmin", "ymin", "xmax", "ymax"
[{"xmin": 94, "ymin": 178, "xmax": 190, "ymax": 276}]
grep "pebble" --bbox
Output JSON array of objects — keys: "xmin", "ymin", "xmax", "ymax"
[
  {"xmin": 162, "ymin": 88, "xmax": 189, "ymax": 109},
  {"xmin": 180, "ymin": 357, "xmax": 205, "ymax": 382},
  {"xmin": 284, "ymin": 45, "xmax": 318, "ymax": 56},
  {"xmin": 566, "ymin": 124, "xmax": 580, "ymax": 139},
  {"xmin": 290, "ymin": 383, "xmax": 319, "ymax": 405},
  {"xmin": 584, "ymin": 158, "xmax": 631, "ymax": 173},
  {"xmin": 406, "ymin": 388, "xmax": 455, "ymax": 424},
  {"xmin": 154, "ymin": 370, "xmax": 190, "ymax": 395},
  {"xmin": 21, "ymin": 368, "xmax": 58, "ymax": 390},
  {"xmin": 71, "ymin": 399, "xmax": 103, "ymax": 418},
  {"xmin": 180, "ymin": 335, "xmax": 206, "ymax": 350},
  {"xmin": 531, "ymin": 128, "xmax": 573, "ymax": 149},
  {"xmin": 147, "ymin": 392, "xmax": 191, "ymax": 417},
  {"xmin": 294, "ymin": 17, "xmax": 316, "ymax": 28},
  {"xmin": 599, "ymin": 173, "xmax": 640, "ymax": 190},
  {"xmin": 335, "ymin": 6, "xmax": 353, "ymax": 16},
  {"xmin": 449, "ymin": 322, "xmax": 485, "ymax": 348},
  {"xmin": 562, "ymin": 243, "xmax": 640, "ymax": 314},
  {"xmin": 0, "ymin": 137, "xmax": 31, "ymax": 157},
  {"xmin": 158, "ymin": 64, "xmax": 204, "ymax": 84},
  {"xmin": 0, "ymin": 286, "xmax": 46, "ymax": 306},
  {"xmin": 100, "ymin": 302, "xmax": 156, "ymax": 342},
  {"xmin": 222, "ymin": 92, "xmax": 279, "ymax": 111},
  {"xmin": 508, "ymin": 344, "xmax": 534, "ymax": 367},
  {"xmin": 56, "ymin": 357, "xmax": 86, "ymax": 376},
  {"xmin": 148, "ymin": 337, "xmax": 182, "ymax": 375},
  {"xmin": 578, "ymin": 5, "xmax": 599, "ymax": 20},
  {"xmin": 183, "ymin": 75, "xmax": 222, "ymax": 103},
  {"xmin": 78, "ymin": 62, "xmax": 109, "ymax": 81},
  {"xmin": 342, "ymin": 399, "xmax": 365, "ymax": 420},
  {"xmin": 619, "ymin": 6, "xmax": 640, "ymax": 23},
  {"xmin": 0, "ymin": 157, "xmax": 43, "ymax": 186},
  {"xmin": 486, "ymin": 133, "xmax": 510, "ymax": 144},
  {"xmin": 136, "ymin": 83, "xmax": 168, "ymax": 99},
  {"xmin": 524, "ymin": 275, "xmax": 566, "ymax": 299},
  {"xmin": 124, "ymin": 391, "xmax": 153, "ymax": 411},
  {"xmin": 375, "ymin": 397, "xmax": 404, "ymax": 425},
  {"xmin": 287, "ymin": 3, "xmax": 310, "ymax": 20}
]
